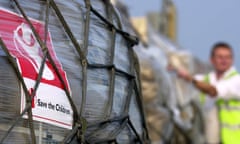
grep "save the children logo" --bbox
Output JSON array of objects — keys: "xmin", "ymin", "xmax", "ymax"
[
  {"xmin": 14, "ymin": 23, "xmax": 55, "ymax": 81},
  {"xmin": 0, "ymin": 8, "xmax": 73, "ymax": 129}
]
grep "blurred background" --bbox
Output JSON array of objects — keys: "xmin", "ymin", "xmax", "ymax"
[{"xmin": 122, "ymin": 0, "xmax": 240, "ymax": 70}]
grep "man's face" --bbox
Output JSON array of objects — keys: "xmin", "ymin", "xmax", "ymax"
[{"xmin": 211, "ymin": 47, "xmax": 233, "ymax": 73}]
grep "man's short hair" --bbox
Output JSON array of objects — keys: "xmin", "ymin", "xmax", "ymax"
[{"xmin": 211, "ymin": 42, "xmax": 233, "ymax": 57}]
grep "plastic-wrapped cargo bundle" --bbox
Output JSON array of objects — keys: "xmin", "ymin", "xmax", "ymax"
[
  {"xmin": 131, "ymin": 17, "xmax": 206, "ymax": 143},
  {"xmin": 134, "ymin": 45, "xmax": 175, "ymax": 144},
  {"xmin": 0, "ymin": 0, "xmax": 149, "ymax": 143}
]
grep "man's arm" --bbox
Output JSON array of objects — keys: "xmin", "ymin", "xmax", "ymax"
[
  {"xmin": 170, "ymin": 67, "xmax": 217, "ymax": 97},
  {"xmin": 192, "ymin": 79, "xmax": 217, "ymax": 97}
]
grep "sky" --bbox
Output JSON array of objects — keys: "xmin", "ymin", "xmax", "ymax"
[{"xmin": 121, "ymin": 0, "xmax": 240, "ymax": 70}]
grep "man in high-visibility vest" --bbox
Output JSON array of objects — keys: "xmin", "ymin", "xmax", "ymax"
[{"xmin": 171, "ymin": 42, "xmax": 240, "ymax": 143}]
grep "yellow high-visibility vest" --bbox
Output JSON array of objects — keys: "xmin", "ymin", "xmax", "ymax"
[{"xmin": 215, "ymin": 70, "xmax": 239, "ymax": 144}]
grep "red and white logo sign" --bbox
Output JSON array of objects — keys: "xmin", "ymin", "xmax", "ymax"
[{"xmin": 0, "ymin": 8, "xmax": 73, "ymax": 129}]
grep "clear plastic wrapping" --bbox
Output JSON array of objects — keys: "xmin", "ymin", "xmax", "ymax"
[
  {"xmin": 132, "ymin": 16, "xmax": 206, "ymax": 143},
  {"xmin": 134, "ymin": 45, "xmax": 175, "ymax": 143},
  {"xmin": 0, "ymin": 0, "xmax": 147, "ymax": 143}
]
